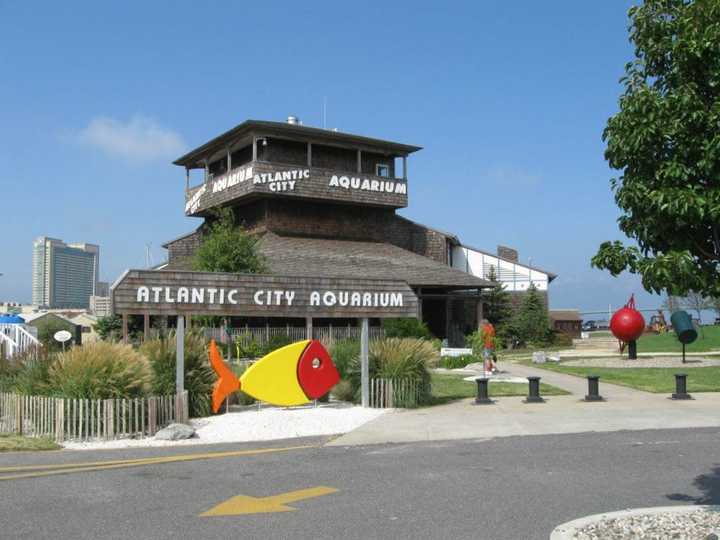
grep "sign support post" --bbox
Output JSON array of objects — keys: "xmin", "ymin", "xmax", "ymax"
[
  {"xmin": 176, "ymin": 315, "xmax": 185, "ymax": 394},
  {"xmin": 360, "ymin": 317, "xmax": 369, "ymax": 407}
]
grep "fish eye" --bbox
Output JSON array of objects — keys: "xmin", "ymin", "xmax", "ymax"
[{"xmin": 311, "ymin": 358, "xmax": 321, "ymax": 369}]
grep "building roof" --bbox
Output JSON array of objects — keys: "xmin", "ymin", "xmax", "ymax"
[
  {"xmin": 257, "ymin": 233, "xmax": 491, "ymax": 289},
  {"xmin": 173, "ymin": 120, "xmax": 423, "ymax": 168},
  {"xmin": 21, "ymin": 312, "xmax": 80, "ymax": 326},
  {"xmin": 0, "ymin": 314, "xmax": 24, "ymax": 323},
  {"xmin": 549, "ymin": 310, "xmax": 582, "ymax": 322},
  {"xmin": 457, "ymin": 241, "xmax": 557, "ymax": 281},
  {"xmin": 165, "ymin": 232, "xmax": 492, "ymax": 290}
]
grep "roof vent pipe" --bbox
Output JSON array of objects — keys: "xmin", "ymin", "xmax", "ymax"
[{"xmin": 287, "ymin": 115, "xmax": 300, "ymax": 125}]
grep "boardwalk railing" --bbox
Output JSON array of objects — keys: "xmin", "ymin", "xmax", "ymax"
[
  {"xmin": 369, "ymin": 378, "xmax": 429, "ymax": 409},
  {"xmin": 204, "ymin": 325, "xmax": 385, "ymax": 347},
  {"xmin": 0, "ymin": 324, "xmax": 41, "ymax": 359},
  {"xmin": 0, "ymin": 391, "xmax": 188, "ymax": 443}
]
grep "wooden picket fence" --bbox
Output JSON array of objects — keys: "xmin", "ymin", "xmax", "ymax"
[
  {"xmin": 0, "ymin": 391, "xmax": 188, "ymax": 443},
  {"xmin": 369, "ymin": 378, "xmax": 429, "ymax": 408}
]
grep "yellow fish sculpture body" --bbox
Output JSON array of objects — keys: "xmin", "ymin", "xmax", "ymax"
[{"xmin": 208, "ymin": 339, "xmax": 340, "ymax": 412}]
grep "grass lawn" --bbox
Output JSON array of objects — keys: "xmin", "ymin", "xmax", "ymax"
[
  {"xmin": 0, "ymin": 434, "xmax": 60, "ymax": 452},
  {"xmin": 528, "ymin": 363, "xmax": 720, "ymax": 393},
  {"xmin": 429, "ymin": 373, "xmax": 569, "ymax": 405},
  {"xmin": 637, "ymin": 325, "xmax": 720, "ymax": 353}
]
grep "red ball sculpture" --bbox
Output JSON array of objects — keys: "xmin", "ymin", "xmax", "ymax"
[{"xmin": 610, "ymin": 295, "xmax": 646, "ymax": 342}]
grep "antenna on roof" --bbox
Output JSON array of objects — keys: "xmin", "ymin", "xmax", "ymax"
[
  {"xmin": 323, "ymin": 97, "xmax": 327, "ymax": 129},
  {"xmin": 145, "ymin": 244, "xmax": 154, "ymax": 269}
]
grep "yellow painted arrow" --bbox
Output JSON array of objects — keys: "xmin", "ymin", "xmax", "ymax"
[{"xmin": 200, "ymin": 486, "xmax": 338, "ymax": 517}]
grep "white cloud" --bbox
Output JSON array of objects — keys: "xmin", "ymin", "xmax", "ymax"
[{"xmin": 70, "ymin": 115, "xmax": 186, "ymax": 162}]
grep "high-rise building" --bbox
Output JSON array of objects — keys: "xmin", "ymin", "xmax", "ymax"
[
  {"xmin": 89, "ymin": 295, "xmax": 112, "ymax": 317},
  {"xmin": 32, "ymin": 237, "xmax": 100, "ymax": 309},
  {"xmin": 96, "ymin": 281, "xmax": 110, "ymax": 297}
]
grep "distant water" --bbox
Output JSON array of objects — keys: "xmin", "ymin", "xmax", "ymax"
[{"xmin": 582, "ymin": 308, "xmax": 718, "ymax": 325}]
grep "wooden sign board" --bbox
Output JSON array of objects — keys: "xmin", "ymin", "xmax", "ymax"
[
  {"xmin": 112, "ymin": 270, "xmax": 419, "ymax": 319},
  {"xmin": 185, "ymin": 161, "xmax": 408, "ymax": 215}
]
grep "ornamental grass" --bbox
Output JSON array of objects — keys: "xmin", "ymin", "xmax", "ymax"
[
  {"xmin": 348, "ymin": 337, "xmax": 435, "ymax": 405},
  {"xmin": 140, "ymin": 330, "xmax": 215, "ymax": 417},
  {"xmin": 47, "ymin": 341, "xmax": 150, "ymax": 399}
]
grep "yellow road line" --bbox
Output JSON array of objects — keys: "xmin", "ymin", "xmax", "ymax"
[{"xmin": 0, "ymin": 444, "xmax": 316, "ymax": 481}]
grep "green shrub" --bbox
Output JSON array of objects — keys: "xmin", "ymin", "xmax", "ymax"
[
  {"xmin": 331, "ymin": 379, "xmax": 355, "ymax": 402},
  {"xmin": 261, "ymin": 334, "xmax": 294, "ymax": 356},
  {"xmin": 329, "ymin": 339, "xmax": 359, "ymax": 379},
  {"xmin": 47, "ymin": 341, "xmax": 149, "ymax": 399},
  {"xmin": 439, "ymin": 354, "xmax": 478, "ymax": 370},
  {"xmin": 348, "ymin": 338, "xmax": 435, "ymax": 405},
  {"xmin": 141, "ymin": 330, "xmax": 215, "ymax": 418},
  {"xmin": 231, "ymin": 363, "xmax": 256, "ymax": 405},
  {"xmin": 551, "ymin": 331, "xmax": 573, "ymax": 347},
  {"xmin": 382, "ymin": 318, "xmax": 433, "ymax": 339},
  {"xmin": 0, "ymin": 346, "xmax": 52, "ymax": 394},
  {"xmin": 234, "ymin": 332, "xmax": 263, "ymax": 359}
]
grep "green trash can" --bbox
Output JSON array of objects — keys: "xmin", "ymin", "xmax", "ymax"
[{"xmin": 670, "ymin": 311, "xmax": 698, "ymax": 345}]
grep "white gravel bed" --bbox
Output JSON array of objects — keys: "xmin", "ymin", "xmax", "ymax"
[
  {"xmin": 63, "ymin": 403, "xmax": 387, "ymax": 450},
  {"xmin": 562, "ymin": 357, "xmax": 720, "ymax": 368},
  {"xmin": 574, "ymin": 509, "xmax": 720, "ymax": 539},
  {"xmin": 553, "ymin": 506, "xmax": 720, "ymax": 540}
]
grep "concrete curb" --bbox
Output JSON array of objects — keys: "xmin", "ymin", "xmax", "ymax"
[{"xmin": 550, "ymin": 505, "xmax": 720, "ymax": 539}]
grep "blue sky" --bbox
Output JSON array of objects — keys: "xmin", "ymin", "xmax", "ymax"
[{"xmin": 0, "ymin": 0, "xmax": 659, "ymax": 315}]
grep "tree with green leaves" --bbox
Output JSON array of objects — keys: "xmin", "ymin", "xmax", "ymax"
[
  {"xmin": 94, "ymin": 315, "xmax": 122, "ymax": 341},
  {"xmin": 192, "ymin": 208, "xmax": 268, "ymax": 274},
  {"xmin": 94, "ymin": 315, "xmax": 144, "ymax": 341},
  {"xmin": 592, "ymin": 0, "xmax": 720, "ymax": 297},
  {"xmin": 510, "ymin": 284, "xmax": 550, "ymax": 347},
  {"xmin": 481, "ymin": 266, "xmax": 512, "ymax": 326},
  {"xmin": 679, "ymin": 291, "xmax": 712, "ymax": 323}
]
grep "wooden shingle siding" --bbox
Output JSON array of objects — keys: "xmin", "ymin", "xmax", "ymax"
[
  {"xmin": 186, "ymin": 161, "xmax": 408, "ymax": 216},
  {"xmin": 112, "ymin": 270, "xmax": 419, "ymax": 318}
]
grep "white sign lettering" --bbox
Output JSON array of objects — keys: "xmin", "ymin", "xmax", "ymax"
[
  {"xmin": 253, "ymin": 290, "xmax": 296, "ymax": 306},
  {"xmin": 136, "ymin": 286, "xmax": 239, "ymax": 305},
  {"xmin": 135, "ymin": 286, "xmax": 403, "ymax": 309},
  {"xmin": 309, "ymin": 291, "xmax": 403, "ymax": 308},
  {"xmin": 328, "ymin": 175, "xmax": 407, "ymax": 195},
  {"xmin": 212, "ymin": 166, "xmax": 254, "ymax": 194},
  {"xmin": 254, "ymin": 169, "xmax": 308, "ymax": 193},
  {"xmin": 184, "ymin": 184, "xmax": 207, "ymax": 214}
]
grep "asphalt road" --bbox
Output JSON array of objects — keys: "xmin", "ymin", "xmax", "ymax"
[{"xmin": 1, "ymin": 428, "xmax": 719, "ymax": 540}]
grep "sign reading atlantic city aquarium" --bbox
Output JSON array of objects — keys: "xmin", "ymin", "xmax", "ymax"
[
  {"xmin": 185, "ymin": 161, "xmax": 409, "ymax": 216},
  {"xmin": 112, "ymin": 270, "xmax": 419, "ymax": 318}
]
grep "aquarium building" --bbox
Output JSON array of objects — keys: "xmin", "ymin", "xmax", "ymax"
[{"xmin": 160, "ymin": 117, "xmax": 554, "ymax": 344}]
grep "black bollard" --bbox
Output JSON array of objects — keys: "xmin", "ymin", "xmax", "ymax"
[
  {"xmin": 524, "ymin": 376, "xmax": 545, "ymax": 403},
  {"xmin": 628, "ymin": 340, "xmax": 637, "ymax": 360},
  {"xmin": 474, "ymin": 377, "xmax": 493, "ymax": 405},
  {"xmin": 584, "ymin": 375, "xmax": 603, "ymax": 401},
  {"xmin": 672, "ymin": 373, "xmax": 692, "ymax": 400}
]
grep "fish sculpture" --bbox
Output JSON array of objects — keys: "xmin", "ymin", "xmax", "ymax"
[{"xmin": 208, "ymin": 339, "xmax": 340, "ymax": 412}]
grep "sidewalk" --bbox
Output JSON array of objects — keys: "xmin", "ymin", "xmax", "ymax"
[{"xmin": 330, "ymin": 365, "xmax": 720, "ymax": 446}]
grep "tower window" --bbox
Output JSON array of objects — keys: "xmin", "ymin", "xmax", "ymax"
[{"xmin": 376, "ymin": 163, "xmax": 390, "ymax": 177}]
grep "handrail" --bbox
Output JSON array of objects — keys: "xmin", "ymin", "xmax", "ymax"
[{"xmin": 0, "ymin": 324, "xmax": 40, "ymax": 358}]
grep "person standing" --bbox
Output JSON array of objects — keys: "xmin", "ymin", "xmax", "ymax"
[{"xmin": 480, "ymin": 319, "xmax": 497, "ymax": 374}]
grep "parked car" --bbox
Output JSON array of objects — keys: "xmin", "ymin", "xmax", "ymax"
[{"xmin": 582, "ymin": 320, "xmax": 598, "ymax": 331}]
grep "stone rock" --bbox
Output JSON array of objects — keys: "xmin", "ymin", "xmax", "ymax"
[{"xmin": 155, "ymin": 423, "xmax": 195, "ymax": 441}]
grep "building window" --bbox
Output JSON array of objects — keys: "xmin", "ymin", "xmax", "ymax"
[{"xmin": 376, "ymin": 163, "xmax": 390, "ymax": 177}]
